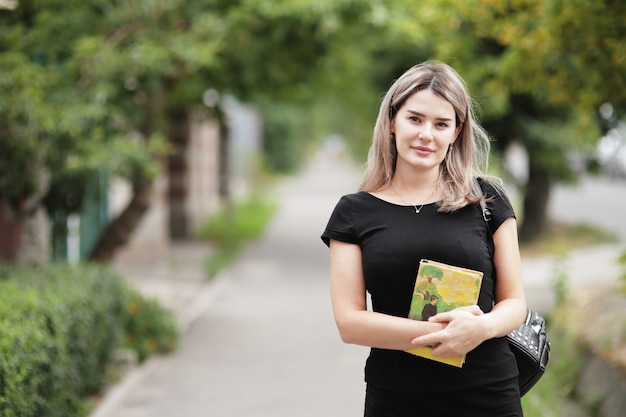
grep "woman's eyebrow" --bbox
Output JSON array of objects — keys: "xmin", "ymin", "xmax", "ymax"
[{"xmin": 405, "ymin": 109, "xmax": 454, "ymax": 122}]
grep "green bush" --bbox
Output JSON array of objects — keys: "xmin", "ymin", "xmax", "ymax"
[
  {"xmin": 0, "ymin": 264, "xmax": 126, "ymax": 416},
  {"xmin": 0, "ymin": 263, "xmax": 178, "ymax": 417},
  {"xmin": 0, "ymin": 289, "xmax": 69, "ymax": 417},
  {"xmin": 122, "ymin": 287, "xmax": 179, "ymax": 363}
]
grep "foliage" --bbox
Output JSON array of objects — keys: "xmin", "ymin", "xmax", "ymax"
[
  {"xmin": 352, "ymin": 0, "xmax": 625, "ymax": 240},
  {"xmin": 516, "ymin": 225, "xmax": 624, "ymax": 416},
  {"xmin": 306, "ymin": 7, "xmax": 433, "ymax": 161},
  {"xmin": 520, "ymin": 324, "xmax": 582, "ymax": 417},
  {"xmin": 419, "ymin": 265, "xmax": 444, "ymax": 281},
  {"xmin": 619, "ymin": 249, "xmax": 626, "ymax": 296},
  {"xmin": 481, "ymin": 0, "xmax": 626, "ymax": 115},
  {"xmin": 260, "ymin": 101, "xmax": 316, "ymax": 174},
  {"xmin": 556, "ymin": 287, "xmax": 626, "ymax": 374},
  {"xmin": 122, "ymin": 287, "xmax": 179, "ymax": 363},
  {"xmin": 196, "ymin": 194, "xmax": 278, "ymax": 277},
  {"xmin": 0, "ymin": 0, "xmax": 383, "ymax": 261},
  {"xmin": 542, "ymin": 289, "xmax": 626, "ymax": 417},
  {"xmin": 0, "ymin": 264, "xmax": 126, "ymax": 416},
  {"xmin": 0, "ymin": 51, "xmax": 51, "ymax": 212},
  {"xmin": 196, "ymin": 195, "xmax": 278, "ymax": 244},
  {"xmin": 0, "ymin": 263, "xmax": 179, "ymax": 415},
  {"xmin": 0, "ymin": 0, "xmax": 374, "ymax": 204},
  {"xmin": 2, "ymin": 0, "xmax": 624, "ymax": 252}
]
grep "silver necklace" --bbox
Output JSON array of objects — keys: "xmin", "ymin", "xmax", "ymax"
[{"xmin": 389, "ymin": 182, "xmax": 430, "ymax": 214}]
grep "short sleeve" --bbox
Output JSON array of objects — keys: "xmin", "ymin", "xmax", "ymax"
[
  {"xmin": 478, "ymin": 178, "xmax": 516, "ymax": 234},
  {"xmin": 321, "ymin": 195, "xmax": 359, "ymax": 247}
]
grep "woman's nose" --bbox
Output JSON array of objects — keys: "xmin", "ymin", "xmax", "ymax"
[{"xmin": 418, "ymin": 123, "xmax": 434, "ymax": 140}]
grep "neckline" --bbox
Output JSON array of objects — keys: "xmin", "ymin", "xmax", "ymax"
[{"xmin": 362, "ymin": 191, "xmax": 440, "ymax": 208}]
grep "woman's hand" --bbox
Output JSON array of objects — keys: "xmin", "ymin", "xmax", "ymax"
[
  {"xmin": 409, "ymin": 306, "xmax": 488, "ymax": 357},
  {"xmin": 447, "ymin": 305, "xmax": 484, "ymax": 317}
]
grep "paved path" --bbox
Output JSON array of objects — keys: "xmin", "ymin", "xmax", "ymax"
[
  {"xmin": 92, "ymin": 149, "xmax": 625, "ymax": 417},
  {"xmin": 94, "ymin": 151, "xmax": 367, "ymax": 417}
]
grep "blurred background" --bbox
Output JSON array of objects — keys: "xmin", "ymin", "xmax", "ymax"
[
  {"xmin": 1, "ymin": 1, "xmax": 625, "ymax": 417},
  {"xmin": 1, "ymin": 0, "xmax": 625, "ymax": 262}
]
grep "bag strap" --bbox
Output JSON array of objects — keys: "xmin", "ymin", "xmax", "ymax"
[
  {"xmin": 472, "ymin": 177, "xmax": 496, "ymax": 261},
  {"xmin": 472, "ymin": 177, "xmax": 492, "ymax": 223}
]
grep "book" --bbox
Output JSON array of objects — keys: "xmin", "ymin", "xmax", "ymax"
[{"xmin": 405, "ymin": 259, "xmax": 483, "ymax": 367}]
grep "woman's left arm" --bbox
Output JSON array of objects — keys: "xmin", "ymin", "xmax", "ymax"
[
  {"xmin": 410, "ymin": 217, "xmax": 526, "ymax": 356},
  {"xmin": 482, "ymin": 216, "xmax": 527, "ymax": 336}
]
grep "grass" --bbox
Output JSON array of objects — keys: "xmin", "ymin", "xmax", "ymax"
[
  {"xmin": 520, "ymin": 325, "xmax": 585, "ymax": 417},
  {"xmin": 524, "ymin": 292, "xmax": 626, "ymax": 417},
  {"xmin": 195, "ymin": 194, "xmax": 278, "ymax": 278},
  {"xmin": 518, "ymin": 221, "xmax": 623, "ymax": 417},
  {"xmin": 520, "ymin": 221, "xmax": 618, "ymax": 258}
]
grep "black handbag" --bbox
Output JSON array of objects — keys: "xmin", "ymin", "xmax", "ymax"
[
  {"xmin": 507, "ymin": 309, "xmax": 550, "ymax": 396},
  {"xmin": 473, "ymin": 178, "xmax": 551, "ymax": 396}
]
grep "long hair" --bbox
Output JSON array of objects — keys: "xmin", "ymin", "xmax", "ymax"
[{"xmin": 358, "ymin": 61, "xmax": 494, "ymax": 211}]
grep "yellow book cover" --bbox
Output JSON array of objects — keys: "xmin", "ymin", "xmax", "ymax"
[{"xmin": 405, "ymin": 259, "xmax": 483, "ymax": 367}]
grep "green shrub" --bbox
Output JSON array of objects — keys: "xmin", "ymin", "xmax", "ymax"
[
  {"xmin": 0, "ymin": 289, "xmax": 71, "ymax": 417},
  {"xmin": 0, "ymin": 263, "xmax": 180, "ymax": 417},
  {"xmin": 0, "ymin": 264, "xmax": 127, "ymax": 416},
  {"xmin": 122, "ymin": 287, "xmax": 179, "ymax": 363}
]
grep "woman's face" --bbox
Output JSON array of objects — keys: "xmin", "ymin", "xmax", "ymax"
[{"xmin": 391, "ymin": 88, "xmax": 460, "ymax": 173}]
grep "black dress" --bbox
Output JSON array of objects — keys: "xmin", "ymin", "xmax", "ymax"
[{"xmin": 321, "ymin": 180, "xmax": 523, "ymax": 417}]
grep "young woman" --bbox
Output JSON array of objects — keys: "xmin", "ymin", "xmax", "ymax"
[{"xmin": 321, "ymin": 61, "xmax": 527, "ymax": 417}]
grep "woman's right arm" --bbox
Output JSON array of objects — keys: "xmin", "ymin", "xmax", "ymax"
[{"xmin": 329, "ymin": 239, "xmax": 444, "ymax": 350}]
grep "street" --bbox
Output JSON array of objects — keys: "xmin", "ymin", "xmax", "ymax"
[{"xmin": 549, "ymin": 176, "xmax": 626, "ymax": 242}]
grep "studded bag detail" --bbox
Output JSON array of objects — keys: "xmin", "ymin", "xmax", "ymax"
[{"xmin": 506, "ymin": 309, "xmax": 550, "ymax": 396}]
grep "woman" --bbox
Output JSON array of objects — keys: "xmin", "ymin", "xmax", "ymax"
[{"xmin": 321, "ymin": 61, "xmax": 527, "ymax": 417}]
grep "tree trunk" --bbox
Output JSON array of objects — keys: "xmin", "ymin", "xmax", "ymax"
[
  {"xmin": 217, "ymin": 107, "xmax": 231, "ymax": 207},
  {"xmin": 88, "ymin": 179, "xmax": 153, "ymax": 262},
  {"xmin": 88, "ymin": 83, "xmax": 169, "ymax": 262},
  {"xmin": 519, "ymin": 161, "xmax": 552, "ymax": 242},
  {"xmin": 0, "ymin": 203, "xmax": 23, "ymax": 263},
  {"xmin": 167, "ymin": 108, "xmax": 190, "ymax": 240}
]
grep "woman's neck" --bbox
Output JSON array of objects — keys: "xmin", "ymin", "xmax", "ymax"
[
  {"xmin": 389, "ymin": 170, "xmax": 440, "ymax": 205},
  {"xmin": 392, "ymin": 165, "xmax": 440, "ymax": 191}
]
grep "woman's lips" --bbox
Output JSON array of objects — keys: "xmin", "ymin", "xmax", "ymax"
[{"xmin": 412, "ymin": 146, "xmax": 434, "ymax": 156}]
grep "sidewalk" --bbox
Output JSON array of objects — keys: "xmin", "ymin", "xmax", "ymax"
[
  {"xmin": 91, "ymin": 150, "xmax": 367, "ymax": 417},
  {"xmin": 91, "ymin": 150, "xmax": 624, "ymax": 417},
  {"xmin": 111, "ymin": 241, "xmax": 228, "ymax": 332}
]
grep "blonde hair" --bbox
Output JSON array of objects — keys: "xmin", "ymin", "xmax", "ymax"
[{"xmin": 358, "ymin": 61, "xmax": 493, "ymax": 211}]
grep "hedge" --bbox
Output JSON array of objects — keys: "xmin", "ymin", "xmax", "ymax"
[{"xmin": 0, "ymin": 262, "xmax": 178, "ymax": 417}]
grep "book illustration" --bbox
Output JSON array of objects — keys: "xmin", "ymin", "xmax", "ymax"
[{"xmin": 406, "ymin": 259, "xmax": 483, "ymax": 367}]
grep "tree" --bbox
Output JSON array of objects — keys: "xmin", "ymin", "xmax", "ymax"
[
  {"xmin": 1, "ymin": 1, "xmax": 170, "ymax": 262},
  {"xmin": 419, "ymin": 265, "xmax": 444, "ymax": 283},
  {"xmin": 0, "ymin": 0, "xmax": 383, "ymax": 262},
  {"xmin": 381, "ymin": 0, "xmax": 625, "ymax": 240},
  {"xmin": 449, "ymin": 0, "xmax": 625, "ymax": 240}
]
